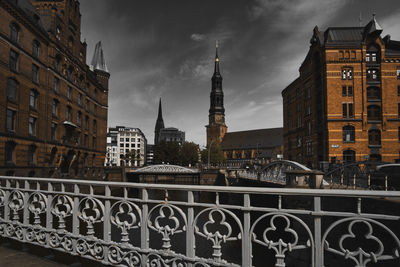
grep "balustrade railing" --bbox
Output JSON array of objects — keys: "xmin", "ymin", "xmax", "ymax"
[{"xmin": 0, "ymin": 176, "xmax": 399, "ymax": 266}]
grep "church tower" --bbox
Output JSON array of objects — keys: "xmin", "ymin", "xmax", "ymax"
[
  {"xmin": 206, "ymin": 42, "xmax": 227, "ymax": 146},
  {"xmin": 154, "ymin": 98, "xmax": 165, "ymax": 145}
]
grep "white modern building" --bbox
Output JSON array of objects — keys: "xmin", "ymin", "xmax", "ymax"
[{"xmin": 105, "ymin": 126, "xmax": 147, "ymax": 167}]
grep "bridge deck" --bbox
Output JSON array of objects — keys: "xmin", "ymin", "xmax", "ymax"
[{"xmin": 0, "ymin": 244, "xmax": 67, "ymax": 267}]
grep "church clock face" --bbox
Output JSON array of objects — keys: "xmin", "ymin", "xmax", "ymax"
[{"xmin": 216, "ymin": 115, "xmax": 220, "ymax": 121}]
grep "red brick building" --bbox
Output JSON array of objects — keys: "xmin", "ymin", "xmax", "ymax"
[
  {"xmin": 282, "ymin": 16, "xmax": 400, "ymax": 168},
  {"xmin": 0, "ymin": 0, "xmax": 109, "ymax": 177}
]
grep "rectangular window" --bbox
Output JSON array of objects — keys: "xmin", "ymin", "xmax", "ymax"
[
  {"xmin": 398, "ymin": 86, "xmax": 400, "ymax": 96},
  {"xmin": 342, "ymin": 103, "xmax": 347, "ymax": 118},
  {"xmin": 32, "ymin": 64, "xmax": 39, "ymax": 83},
  {"xmin": 66, "ymin": 106, "xmax": 71, "ymax": 121},
  {"xmin": 348, "ymin": 86, "xmax": 353, "ymax": 96},
  {"xmin": 6, "ymin": 109, "xmax": 16, "ymax": 132},
  {"xmin": 85, "ymin": 99, "xmax": 89, "ymax": 111},
  {"xmin": 7, "ymin": 78, "xmax": 18, "ymax": 101},
  {"xmin": 29, "ymin": 117, "xmax": 36, "ymax": 136},
  {"xmin": 397, "ymin": 69, "xmax": 400, "ymax": 79},
  {"xmin": 366, "ymin": 53, "xmax": 370, "ymax": 62},
  {"xmin": 342, "ymin": 86, "xmax": 347, "ymax": 96},
  {"xmin": 126, "ymin": 138, "xmax": 129, "ymax": 142},
  {"xmin": 52, "ymin": 100, "xmax": 58, "ymax": 117},
  {"xmin": 92, "ymin": 137, "xmax": 96, "ymax": 149},
  {"xmin": 347, "ymin": 69, "xmax": 353, "ymax": 80},
  {"xmin": 93, "ymin": 120, "xmax": 97, "ymax": 133},
  {"xmin": 5, "ymin": 142, "xmax": 15, "ymax": 164},
  {"xmin": 77, "ymin": 112, "xmax": 81, "ymax": 126},
  {"xmin": 348, "ymin": 103, "xmax": 354, "ymax": 118},
  {"xmin": 30, "ymin": 90, "xmax": 37, "ymax": 109},
  {"xmin": 342, "ymin": 70, "xmax": 347, "ymax": 80},
  {"xmin": 78, "ymin": 93, "xmax": 82, "ymax": 106},
  {"xmin": 85, "ymin": 116, "xmax": 89, "ymax": 130},
  {"xmin": 120, "ymin": 138, "xmax": 124, "ymax": 142},
  {"xmin": 84, "ymin": 134, "xmax": 88, "ymax": 147},
  {"xmin": 67, "ymin": 86, "xmax": 72, "ymax": 100},
  {"xmin": 32, "ymin": 41, "xmax": 39, "ymax": 58},
  {"xmin": 94, "ymin": 105, "xmax": 97, "ymax": 115},
  {"xmin": 10, "ymin": 50, "xmax": 18, "ymax": 71},
  {"xmin": 51, "ymin": 123, "xmax": 57, "ymax": 140},
  {"xmin": 54, "ymin": 77, "xmax": 59, "ymax": 93}
]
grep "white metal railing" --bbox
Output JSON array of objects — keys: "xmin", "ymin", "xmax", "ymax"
[{"xmin": 0, "ymin": 176, "xmax": 400, "ymax": 266}]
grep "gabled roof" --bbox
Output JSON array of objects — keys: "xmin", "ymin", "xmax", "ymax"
[
  {"xmin": 324, "ymin": 27, "xmax": 364, "ymax": 45},
  {"xmin": 221, "ymin": 128, "xmax": 283, "ymax": 150}
]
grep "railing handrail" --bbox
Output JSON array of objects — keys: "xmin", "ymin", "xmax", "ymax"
[{"xmin": 1, "ymin": 175, "xmax": 400, "ymax": 198}]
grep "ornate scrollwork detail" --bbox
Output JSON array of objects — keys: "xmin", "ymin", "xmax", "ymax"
[
  {"xmin": 76, "ymin": 238, "xmax": 105, "ymax": 260},
  {"xmin": 323, "ymin": 218, "xmax": 400, "ymax": 267},
  {"xmin": 147, "ymin": 253, "xmax": 187, "ymax": 267},
  {"xmin": 51, "ymin": 195, "xmax": 74, "ymax": 231},
  {"xmin": 194, "ymin": 208, "xmax": 242, "ymax": 263},
  {"xmin": 148, "ymin": 204, "xmax": 187, "ymax": 251},
  {"xmin": 78, "ymin": 197, "xmax": 104, "ymax": 237},
  {"xmin": 250, "ymin": 212, "xmax": 314, "ymax": 267},
  {"xmin": 48, "ymin": 232, "xmax": 74, "ymax": 252},
  {"xmin": 8, "ymin": 190, "xmax": 24, "ymax": 221},
  {"xmin": 26, "ymin": 227, "xmax": 47, "ymax": 245},
  {"xmin": 0, "ymin": 222, "xmax": 5, "ymax": 234},
  {"xmin": 28, "ymin": 192, "xmax": 47, "ymax": 225},
  {"xmin": 0, "ymin": 189, "xmax": 5, "ymax": 207},
  {"xmin": 111, "ymin": 201, "xmax": 141, "ymax": 246},
  {"xmin": 108, "ymin": 245, "xmax": 141, "ymax": 266}
]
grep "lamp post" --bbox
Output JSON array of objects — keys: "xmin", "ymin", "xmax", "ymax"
[{"xmin": 208, "ymin": 140, "xmax": 215, "ymax": 168}]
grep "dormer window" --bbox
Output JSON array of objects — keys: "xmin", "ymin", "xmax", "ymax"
[{"xmin": 366, "ymin": 44, "xmax": 380, "ymax": 64}]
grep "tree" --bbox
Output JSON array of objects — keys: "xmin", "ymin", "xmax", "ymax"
[
  {"xmin": 201, "ymin": 143, "xmax": 225, "ymax": 165},
  {"xmin": 154, "ymin": 141, "xmax": 180, "ymax": 165},
  {"xmin": 180, "ymin": 142, "xmax": 199, "ymax": 166}
]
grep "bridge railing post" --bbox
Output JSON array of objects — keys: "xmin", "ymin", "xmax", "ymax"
[
  {"xmin": 141, "ymin": 188, "xmax": 149, "ymax": 266},
  {"xmin": 186, "ymin": 191, "xmax": 195, "ymax": 266},
  {"xmin": 314, "ymin": 196, "xmax": 323, "ymax": 266},
  {"xmin": 103, "ymin": 185, "xmax": 111, "ymax": 264}
]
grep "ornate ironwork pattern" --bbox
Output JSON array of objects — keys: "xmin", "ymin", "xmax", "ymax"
[
  {"xmin": 236, "ymin": 160, "xmax": 310, "ymax": 184},
  {"xmin": 0, "ymin": 176, "xmax": 399, "ymax": 267}
]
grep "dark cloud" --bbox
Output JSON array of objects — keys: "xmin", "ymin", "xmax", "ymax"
[{"xmin": 80, "ymin": 0, "xmax": 400, "ymax": 147}]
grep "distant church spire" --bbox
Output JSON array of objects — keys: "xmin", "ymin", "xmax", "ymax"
[
  {"xmin": 214, "ymin": 40, "xmax": 220, "ymax": 74},
  {"xmin": 91, "ymin": 41, "xmax": 108, "ymax": 72},
  {"xmin": 154, "ymin": 98, "xmax": 165, "ymax": 145},
  {"xmin": 206, "ymin": 41, "xmax": 227, "ymax": 146}
]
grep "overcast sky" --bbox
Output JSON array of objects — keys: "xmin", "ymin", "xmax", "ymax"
[{"xmin": 79, "ymin": 0, "xmax": 400, "ymax": 147}]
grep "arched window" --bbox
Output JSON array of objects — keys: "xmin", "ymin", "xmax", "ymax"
[
  {"xmin": 10, "ymin": 23, "xmax": 19, "ymax": 43},
  {"xmin": 368, "ymin": 129, "xmax": 381, "ymax": 146},
  {"xmin": 342, "ymin": 125, "xmax": 355, "ymax": 142},
  {"xmin": 367, "ymin": 105, "xmax": 381, "ymax": 121},
  {"xmin": 32, "ymin": 40, "xmax": 40, "ymax": 58},
  {"xmin": 343, "ymin": 149, "xmax": 356, "ymax": 163},
  {"xmin": 367, "ymin": 86, "xmax": 380, "ymax": 100}
]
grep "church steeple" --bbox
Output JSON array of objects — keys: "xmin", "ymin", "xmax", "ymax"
[
  {"xmin": 206, "ymin": 41, "xmax": 227, "ymax": 146},
  {"xmin": 154, "ymin": 98, "xmax": 165, "ymax": 145}
]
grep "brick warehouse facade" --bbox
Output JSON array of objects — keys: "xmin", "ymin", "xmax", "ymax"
[
  {"xmin": 0, "ymin": 0, "xmax": 109, "ymax": 177},
  {"xmin": 282, "ymin": 16, "xmax": 400, "ymax": 169}
]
